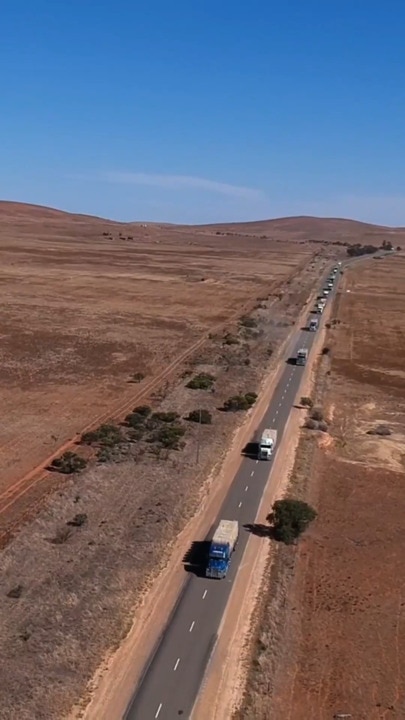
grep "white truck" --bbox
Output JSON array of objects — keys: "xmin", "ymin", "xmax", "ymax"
[
  {"xmin": 206, "ymin": 520, "xmax": 239, "ymax": 579},
  {"xmin": 258, "ymin": 428, "xmax": 277, "ymax": 460},
  {"xmin": 296, "ymin": 347, "xmax": 309, "ymax": 365},
  {"xmin": 309, "ymin": 317, "xmax": 318, "ymax": 331}
]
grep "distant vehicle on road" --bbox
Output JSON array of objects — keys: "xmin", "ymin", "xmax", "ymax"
[
  {"xmin": 309, "ymin": 318, "xmax": 318, "ymax": 331},
  {"xmin": 258, "ymin": 428, "xmax": 277, "ymax": 460},
  {"xmin": 206, "ymin": 520, "xmax": 239, "ymax": 579},
  {"xmin": 296, "ymin": 348, "xmax": 309, "ymax": 366}
]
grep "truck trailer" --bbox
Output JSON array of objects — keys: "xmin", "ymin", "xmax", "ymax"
[
  {"xmin": 296, "ymin": 348, "xmax": 309, "ymax": 365},
  {"xmin": 258, "ymin": 428, "xmax": 277, "ymax": 460},
  {"xmin": 206, "ymin": 520, "xmax": 239, "ymax": 579}
]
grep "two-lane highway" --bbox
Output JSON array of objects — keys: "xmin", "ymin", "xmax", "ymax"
[{"xmin": 125, "ymin": 272, "xmax": 337, "ymax": 720}]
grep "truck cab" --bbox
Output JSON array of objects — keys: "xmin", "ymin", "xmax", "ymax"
[
  {"xmin": 309, "ymin": 318, "xmax": 318, "ymax": 331},
  {"xmin": 258, "ymin": 428, "xmax": 277, "ymax": 460},
  {"xmin": 206, "ymin": 520, "xmax": 239, "ymax": 579},
  {"xmin": 296, "ymin": 348, "xmax": 308, "ymax": 366}
]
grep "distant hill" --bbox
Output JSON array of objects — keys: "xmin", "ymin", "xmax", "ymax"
[{"xmin": 1, "ymin": 201, "xmax": 404, "ymax": 246}]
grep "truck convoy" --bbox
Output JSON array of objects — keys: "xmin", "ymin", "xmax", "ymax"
[
  {"xmin": 296, "ymin": 347, "xmax": 308, "ymax": 365},
  {"xmin": 206, "ymin": 520, "xmax": 239, "ymax": 579},
  {"xmin": 258, "ymin": 428, "xmax": 277, "ymax": 460}
]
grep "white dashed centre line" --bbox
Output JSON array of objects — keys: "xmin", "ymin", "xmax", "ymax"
[
  {"xmin": 250, "ymin": 471, "xmax": 254, "ymax": 477},
  {"xmin": 245, "ymin": 485, "xmax": 249, "ymax": 491},
  {"xmin": 256, "ymin": 460, "xmax": 259, "ymax": 464},
  {"xmin": 155, "ymin": 703, "xmax": 163, "ymax": 718},
  {"xmin": 189, "ymin": 621, "xmax": 195, "ymax": 632},
  {"xmin": 202, "ymin": 589, "xmax": 207, "ymax": 599},
  {"xmin": 238, "ymin": 501, "xmax": 242, "ymax": 508},
  {"xmin": 173, "ymin": 658, "xmax": 180, "ymax": 671}
]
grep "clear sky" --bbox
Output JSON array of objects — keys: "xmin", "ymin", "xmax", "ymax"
[{"xmin": 1, "ymin": 0, "xmax": 404, "ymax": 225}]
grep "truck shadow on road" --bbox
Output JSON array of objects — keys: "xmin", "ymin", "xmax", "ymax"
[
  {"xmin": 241, "ymin": 441, "xmax": 259, "ymax": 458},
  {"xmin": 183, "ymin": 540, "xmax": 211, "ymax": 577},
  {"xmin": 286, "ymin": 357, "xmax": 297, "ymax": 365}
]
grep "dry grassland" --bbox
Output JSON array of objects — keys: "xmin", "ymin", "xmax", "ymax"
[
  {"xmin": 0, "ymin": 202, "xmax": 316, "ymax": 529},
  {"xmin": 236, "ymin": 253, "xmax": 405, "ymax": 719},
  {"xmin": 0, "ymin": 202, "xmax": 330, "ymax": 719}
]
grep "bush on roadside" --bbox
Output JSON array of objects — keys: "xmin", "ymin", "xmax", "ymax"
[
  {"xmin": 318, "ymin": 420, "xmax": 329, "ymax": 433},
  {"xmin": 186, "ymin": 409, "xmax": 212, "ymax": 424},
  {"xmin": 304, "ymin": 418, "xmax": 318, "ymax": 430},
  {"xmin": 150, "ymin": 424, "xmax": 186, "ymax": 450},
  {"xmin": 223, "ymin": 392, "xmax": 257, "ymax": 412},
  {"xmin": 300, "ymin": 396, "xmax": 313, "ymax": 408},
  {"xmin": 151, "ymin": 411, "xmax": 180, "ymax": 423},
  {"xmin": 271, "ymin": 498, "xmax": 317, "ymax": 544},
  {"xmin": 186, "ymin": 373, "xmax": 216, "ymax": 390},
  {"xmin": 310, "ymin": 407, "xmax": 324, "ymax": 422},
  {"xmin": 50, "ymin": 452, "xmax": 87, "ymax": 474},
  {"xmin": 81, "ymin": 423, "xmax": 123, "ymax": 447},
  {"xmin": 322, "ymin": 346, "xmax": 330, "ymax": 355}
]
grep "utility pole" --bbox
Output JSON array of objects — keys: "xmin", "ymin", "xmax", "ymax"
[{"xmin": 196, "ymin": 407, "xmax": 202, "ymax": 465}]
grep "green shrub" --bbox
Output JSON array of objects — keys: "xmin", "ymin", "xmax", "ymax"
[
  {"xmin": 240, "ymin": 315, "xmax": 258, "ymax": 328},
  {"xmin": 223, "ymin": 392, "xmax": 257, "ymax": 412},
  {"xmin": 151, "ymin": 411, "xmax": 180, "ymax": 423},
  {"xmin": 50, "ymin": 452, "xmax": 87, "ymax": 474},
  {"xmin": 131, "ymin": 372, "xmax": 145, "ymax": 383},
  {"xmin": 310, "ymin": 407, "xmax": 324, "ymax": 422},
  {"xmin": 82, "ymin": 423, "xmax": 123, "ymax": 447},
  {"xmin": 244, "ymin": 392, "xmax": 258, "ymax": 407},
  {"xmin": 125, "ymin": 412, "xmax": 146, "ymax": 428},
  {"xmin": 132, "ymin": 405, "xmax": 151, "ymax": 417},
  {"xmin": 151, "ymin": 424, "xmax": 186, "ymax": 449},
  {"xmin": 271, "ymin": 498, "xmax": 317, "ymax": 544},
  {"xmin": 186, "ymin": 373, "xmax": 216, "ymax": 390},
  {"xmin": 187, "ymin": 409, "xmax": 212, "ymax": 424}
]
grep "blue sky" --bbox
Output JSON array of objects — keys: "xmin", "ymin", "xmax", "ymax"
[{"xmin": 1, "ymin": 0, "xmax": 404, "ymax": 224}]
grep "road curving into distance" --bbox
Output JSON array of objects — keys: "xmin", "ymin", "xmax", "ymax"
[{"xmin": 124, "ymin": 264, "xmax": 343, "ymax": 720}]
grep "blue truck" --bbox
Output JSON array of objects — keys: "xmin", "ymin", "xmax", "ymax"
[{"xmin": 206, "ymin": 519, "xmax": 239, "ymax": 579}]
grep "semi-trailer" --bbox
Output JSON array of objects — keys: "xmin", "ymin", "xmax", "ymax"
[{"xmin": 206, "ymin": 520, "xmax": 239, "ymax": 579}]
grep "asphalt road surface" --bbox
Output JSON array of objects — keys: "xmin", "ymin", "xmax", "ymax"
[{"xmin": 125, "ymin": 269, "xmax": 339, "ymax": 720}]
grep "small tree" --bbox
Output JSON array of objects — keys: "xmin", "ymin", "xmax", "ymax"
[
  {"xmin": 300, "ymin": 396, "xmax": 313, "ymax": 408},
  {"xmin": 322, "ymin": 346, "xmax": 330, "ymax": 355},
  {"xmin": 223, "ymin": 395, "xmax": 249, "ymax": 411},
  {"xmin": 240, "ymin": 315, "xmax": 258, "ymax": 328},
  {"xmin": 310, "ymin": 407, "xmax": 324, "ymax": 422},
  {"xmin": 271, "ymin": 498, "xmax": 317, "ymax": 544},
  {"xmin": 51, "ymin": 452, "xmax": 87, "ymax": 474},
  {"xmin": 151, "ymin": 424, "xmax": 186, "ymax": 449},
  {"xmin": 132, "ymin": 405, "xmax": 151, "ymax": 417},
  {"xmin": 151, "ymin": 411, "xmax": 180, "ymax": 423},
  {"xmin": 187, "ymin": 409, "xmax": 212, "ymax": 424},
  {"xmin": 186, "ymin": 373, "xmax": 216, "ymax": 390}
]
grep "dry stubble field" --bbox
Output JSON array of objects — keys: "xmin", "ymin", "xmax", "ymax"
[
  {"xmin": 0, "ymin": 203, "xmax": 315, "ymax": 529},
  {"xmin": 236, "ymin": 253, "xmax": 405, "ymax": 720}
]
